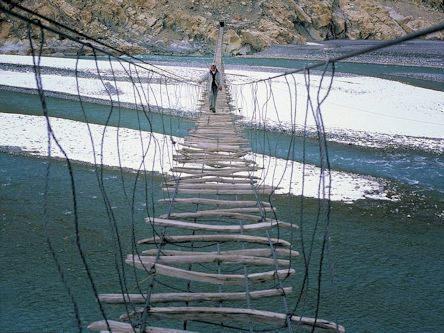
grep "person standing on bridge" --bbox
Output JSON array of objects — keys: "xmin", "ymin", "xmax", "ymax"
[{"xmin": 199, "ymin": 64, "xmax": 223, "ymax": 113}]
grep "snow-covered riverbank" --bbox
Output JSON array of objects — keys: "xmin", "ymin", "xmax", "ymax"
[
  {"xmin": 1, "ymin": 54, "xmax": 443, "ymax": 201},
  {"xmin": 0, "ymin": 113, "xmax": 390, "ymax": 202},
  {"xmin": 1, "ymin": 55, "xmax": 442, "ymax": 152}
]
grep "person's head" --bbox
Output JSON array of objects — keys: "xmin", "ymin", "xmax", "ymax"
[{"xmin": 210, "ymin": 64, "xmax": 217, "ymax": 72}]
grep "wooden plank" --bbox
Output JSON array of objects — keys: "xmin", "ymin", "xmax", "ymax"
[
  {"xmin": 99, "ymin": 288, "xmax": 293, "ymax": 304},
  {"xmin": 173, "ymin": 158, "xmax": 252, "ymax": 165},
  {"xmin": 142, "ymin": 248, "xmax": 299, "ymax": 257},
  {"xmin": 162, "ymin": 188, "xmax": 273, "ymax": 195},
  {"xmin": 173, "ymin": 173, "xmax": 260, "ymax": 180},
  {"xmin": 121, "ymin": 307, "xmax": 345, "ymax": 333},
  {"xmin": 173, "ymin": 155, "xmax": 251, "ymax": 163},
  {"xmin": 178, "ymin": 144, "xmax": 243, "ymax": 153},
  {"xmin": 173, "ymin": 154, "xmax": 248, "ymax": 162},
  {"xmin": 158, "ymin": 210, "xmax": 272, "ymax": 221},
  {"xmin": 165, "ymin": 183, "xmax": 269, "ymax": 191},
  {"xmin": 171, "ymin": 166, "xmax": 260, "ymax": 173},
  {"xmin": 144, "ymin": 218, "xmax": 291, "ymax": 232},
  {"xmin": 88, "ymin": 320, "xmax": 196, "ymax": 333},
  {"xmin": 172, "ymin": 177, "xmax": 255, "ymax": 184},
  {"xmin": 158, "ymin": 198, "xmax": 270, "ymax": 207},
  {"xmin": 137, "ymin": 234, "xmax": 292, "ymax": 248},
  {"xmin": 126, "ymin": 259, "xmax": 295, "ymax": 285},
  {"xmin": 162, "ymin": 207, "xmax": 272, "ymax": 214},
  {"xmin": 178, "ymin": 151, "xmax": 249, "ymax": 159},
  {"xmin": 127, "ymin": 254, "xmax": 290, "ymax": 266},
  {"xmin": 179, "ymin": 142, "xmax": 241, "ymax": 151},
  {"xmin": 180, "ymin": 147, "xmax": 251, "ymax": 155},
  {"xmin": 188, "ymin": 134, "xmax": 248, "ymax": 143}
]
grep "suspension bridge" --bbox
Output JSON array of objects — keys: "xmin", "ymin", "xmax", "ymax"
[
  {"xmin": 1, "ymin": 1, "xmax": 444, "ymax": 332},
  {"xmin": 86, "ymin": 23, "xmax": 343, "ymax": 333}
]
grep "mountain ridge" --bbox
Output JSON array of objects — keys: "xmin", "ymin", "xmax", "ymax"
[{"xmin": 0, "ymin": 0, "xmax": 443, "ymax": 56}]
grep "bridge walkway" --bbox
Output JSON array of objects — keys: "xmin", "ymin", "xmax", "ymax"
[{"xmin": 88, "ymin": 23, "xmax": 344, "ymax": 333}]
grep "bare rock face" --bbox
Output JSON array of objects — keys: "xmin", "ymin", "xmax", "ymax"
[
  {"xmin": 224, "ymin": 29, "xmax": 242, "ymax": 54},
  {"xmin": 0, "ymin": 0, "xmax": 443, "ymax": 56},
  {"xmin": 340, "ymin": 0, "xmax": 406, "ymax": 40}
]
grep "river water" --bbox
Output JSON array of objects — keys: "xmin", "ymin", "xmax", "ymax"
[{"xmin": 0, "ymin": 55, "xmax": 443, "ymax": 332}]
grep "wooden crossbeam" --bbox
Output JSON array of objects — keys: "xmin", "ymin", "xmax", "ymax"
[
  {"xmin": 171, "ymin": 177, "xmax": 256, "ymax": 184},
  {"xmin": 161, "ymin": 207, "xmax": 272, "ymax": 214},
  {"xmin": 88, "ymin": 320, "xmax": 196, "ymax": 333},
  {"xmin": 126, "ymin": 259, "xmax": 295, "ymax": 285},
  {"xmin": 171, "ymin": 166, "xmax": 260, "ymax": 174},
  {"xmin": 163, "ymin": 183, "xmax": 273, "ymax": 191},
  {"xmin": 127, "ymin": 254, "xmax": 290, "ymax": 266},
  {"xmin": 142, "ymin": 248, "xmax": 299, "ymax": 257},
  {"xmin": 99, "ymin": 287, "xmax": 293, "ymax": 304},
  {"xmin": 137, "ymin": 234, "xmax": 292, "ymax": 247},
  {"xmin": 162, "ymin": 188, "xmax": 273, "ymax": 195},
  {"xmin": 172, "ymin": 173, "xmax": 260, "ymax": 180},
  {"xmin": 157, "ymin": 209, "xmax": 273, "ymax": 219},
  {"xmin": 158, "ymin": 198, "xmax": 270, "ymax": 207},
  {"xmin": 180, "ymin": 147, "xmax": 251, "ymax": 155},
  {"xmin": 144, "ymin": 217, "xmax": 296, "ymax": 232},
  {"xmin": 120, "ymin": 307, "xmax": 345, "ymax": 333}
]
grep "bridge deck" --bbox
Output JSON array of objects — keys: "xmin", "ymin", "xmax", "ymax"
[{"xmin": 89, "ymin": 23, "xmax": 344, "ymax": 333}]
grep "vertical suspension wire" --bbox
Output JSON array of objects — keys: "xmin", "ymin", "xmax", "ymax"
[
  {"xmin": 29, "ymin": 21, "xmax": 83, "ymax": 333},
  {"xmin": 27, "ymin": 21, "xmax": 111, "ymax": 332},
  {"xmin": 311, "ymin": 62, "xmax": 336, "ymax": 332},
  {"xmin": 0, "ymin": 2, "xmax": 356, "ymax": 330}
]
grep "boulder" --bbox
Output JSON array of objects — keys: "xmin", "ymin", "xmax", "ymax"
[
  {"xmin": 224, "ymin": 29, "xmax": 242, "ymax": 54},
  {"xmin": 240, "ymin": 29, "xmax": 271, "ymax": 51},
  {"xmin": 339, "ymin": 0, "xmax": 405, "ymax": 40}
]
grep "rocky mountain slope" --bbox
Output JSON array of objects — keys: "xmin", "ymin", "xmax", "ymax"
[{"xmin": 1, "ymin": 0, "xmax": 443, "ymax": 55}]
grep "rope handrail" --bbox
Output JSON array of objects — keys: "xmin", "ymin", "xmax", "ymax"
[{"xmin": 0, "ymin": 0, "xmax": 200, "ymax": 85}]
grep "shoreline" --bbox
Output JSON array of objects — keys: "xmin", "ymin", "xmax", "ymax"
[
  {"xmin": 1, "ymin": 83, "xmax": 442, "ymax": 154},
  {"xmin": 241, "ymin": 40, "xmax": 444, "ymax": 68}
]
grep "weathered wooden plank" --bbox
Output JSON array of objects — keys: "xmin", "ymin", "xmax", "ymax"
[
  {"xmin": 173, "ymin": 154, "xmax": 248, "ymax": 162},
  {"xmin": 162, "ymin": 188, "xmax": 273, "ymax": 195},
  {"xmin": 137, "ymin": 234, "xmax": 291, "ymax": 248},
  {"xmin": 174, "ymin": 158, "xmax": 249, "ymax": 165},
  {"xmin": 171, "ymin": 177, "xmax": 255, "ymax": 184},
  {"xmin": 178, "ymin": 144, "xmax": 243, "ymax": 153},
  {"xmin": 180, "ymin": 142, "xmax": 241, "ymax": 151},
  {"xmin": 161, "ymin": 207, "xmax": 272, "ymax": 215},
  {"xmin": 99, "ymin": 287, "xmax": 293, "ymax": 304},
  {"xmin": 120, "ymin": 307, "xmax": 345, "ymax": 333},
  {"xmin": 178, "ymin": 152, "xmax": 249, "ymax": 159},
  {"xmin": 126, "ymin": 259, "xmax": 295, "ymax": 285},
  {"xmin": 145, "ymin": 217, "xmax": 293, "ymax": 232},
  {"xmin": 173, "ymin": 173, "xmax": 260, "ymax": 180},
  {"xmin": 171, "ymin": 166, "xmax": 260, "ymax": 173},
  {"xmin": 127, "ymin": 254, "xmax": 290, "ymax": 266},
  {"xmin": 158, "ymin": 210, "xmax": 273, "ymax": 221},
  {"xmin": 158, "ymin": 197, "xmax": 270, "ymax": 207},
  {"xmin": 165, "ymin": 183, "xmax": 270, "ymax": 191},
  {"xmin": 180, "ymin": 147, "xmax": 251, "ymax": 155},
  {"xmin": 142, "ymin": 248, "xmax": 299, "ymax": 257},
  {"xmin": 188, "ymin": 134, "xmax": 248, "ymax": 143},
  {"xmin": 173, "ymin": 157, "xmax": 253, "ymax": 165},
  {"xmin": 88, "ymin": 320, "xmax": 196, "ymax": 333}
]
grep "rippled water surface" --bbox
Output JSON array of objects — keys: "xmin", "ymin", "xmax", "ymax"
[
  {"xmin": 1, "ymin": 153, "xmax": 443, "ymax": 332},
  {"xmin": 1, "ymin": 55, "xmax": 443, "ymax": 332}
]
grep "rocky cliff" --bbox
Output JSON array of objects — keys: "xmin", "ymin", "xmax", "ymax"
[{"xmin": 1, "ymin": 0, "xmax": 443, "ymax": 55}]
